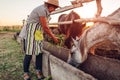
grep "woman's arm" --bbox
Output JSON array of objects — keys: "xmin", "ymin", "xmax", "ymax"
[{"xmin": 39, "ymin": 16, "xmax": 59, "ymax": 43}]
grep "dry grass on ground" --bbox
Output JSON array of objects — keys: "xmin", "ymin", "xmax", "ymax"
[{"xmin": 0, "ymin": 32, "xmax": 36, "ymax": 80}]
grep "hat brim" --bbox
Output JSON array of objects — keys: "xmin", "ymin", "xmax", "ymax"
[{"xmin": 44, "ymin": 1, "xmax": 60, "ymax": 8}]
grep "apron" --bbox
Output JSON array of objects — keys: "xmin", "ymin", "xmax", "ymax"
[{"xmin": 25, "ymin": 23, "xmax": 43, "ymax": 55}]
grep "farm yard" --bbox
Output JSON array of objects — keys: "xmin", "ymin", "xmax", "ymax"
[
  {"xmin": 0, "ymin": 28, "xmax": 120, "ymax": 80},
  {"xmin": 0, "ymin": 0, "xmax": 120, "ymax": 80},
  {"xmin": 0, "ymin": 1, "xmax": 120, "ymax": 80},
  {"xmin": 0, "ymin": 10, "xmax": 120, "ymax": 80},
  {"xmin": 0, "ymin": 32, "xmax": 38, "ymax": 80}
]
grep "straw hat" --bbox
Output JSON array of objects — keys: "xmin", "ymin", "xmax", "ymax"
[{"xmin": 45, "ymin": 0, "xmax": 59, "ymax": 7}]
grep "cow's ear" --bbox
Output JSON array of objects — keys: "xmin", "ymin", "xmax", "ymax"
[
  {"xmin": 76, "ymin": 36, "xmax": 79, "ymax": 41},
  {"xmin": 72, "ymin": 37, "xmax": 78, "ymax": 46}
]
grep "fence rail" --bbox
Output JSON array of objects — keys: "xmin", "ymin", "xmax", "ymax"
[
  {"xmin": 50, "ymin": 4, "xmax": 82, "ymax": 15},
  {"xmin": 49, "ymin": 17, "xmax": 120, "ymax": 26}
]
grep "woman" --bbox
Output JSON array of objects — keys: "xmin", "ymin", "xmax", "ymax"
[{"xmin": 23, "ymin": 0, "xmax": 59, "ymax": 80}]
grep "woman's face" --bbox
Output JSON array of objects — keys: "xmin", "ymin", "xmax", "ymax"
[{"xmin": 48, "ymin": 6, "xmax": 57, "ymax": 13}]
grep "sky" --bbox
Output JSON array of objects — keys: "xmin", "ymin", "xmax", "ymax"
[{"xmin": 0, "ymin": 0, "xmax": 120, "ymax": 26}]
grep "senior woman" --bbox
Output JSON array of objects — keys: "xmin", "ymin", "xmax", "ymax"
[{"xmin": 22, "ymin": 0, "xmax": 59, "ymax": 80}]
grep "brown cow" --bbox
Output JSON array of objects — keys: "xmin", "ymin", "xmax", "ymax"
[{"xmin": 58, "ymin": 11, "xmax": 86, "ymax": 49}]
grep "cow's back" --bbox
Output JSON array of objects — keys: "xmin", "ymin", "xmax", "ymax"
[{"xmin": 58, "ymin": 11, "xmax": 85, "ymax": 48}]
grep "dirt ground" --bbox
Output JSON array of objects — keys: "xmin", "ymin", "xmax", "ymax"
[
  {"xmin": 0, "ymin": 31, "xmax": 24, "ymax": 80},
  {"xmin": 0, "ymin": 32, "xmax": 15, "ymax": 39},
  {"xmin": 0, "ymin": 32, "xmax": 16, "ymax": 52}
]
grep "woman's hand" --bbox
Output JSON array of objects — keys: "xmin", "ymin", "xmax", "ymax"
[{"xmin": 53, "ymin": 36, "xmax": 59, "ymax": 43}]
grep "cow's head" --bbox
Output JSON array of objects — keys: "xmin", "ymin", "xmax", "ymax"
[{"xmin": 67, "ymin": 37, "xmax": 83, "ymax": 67}]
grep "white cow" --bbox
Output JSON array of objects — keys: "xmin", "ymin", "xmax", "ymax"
[{"xmin": 68, "ymin": 8, "xmax": 120, "ymax": 66}]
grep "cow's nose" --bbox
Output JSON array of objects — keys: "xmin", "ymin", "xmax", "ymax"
[{"xmin": 67, "ymin": 58, "xmax": 80, "ymax": 67}]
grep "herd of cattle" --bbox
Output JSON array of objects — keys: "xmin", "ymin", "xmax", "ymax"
[{"xmin": 49, "ymin": 9, "xmax": 120, "ymax": 66}]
